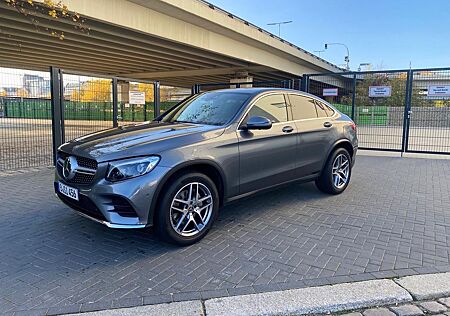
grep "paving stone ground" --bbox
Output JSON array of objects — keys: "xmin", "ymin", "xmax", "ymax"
[
  {"xmin": 339, "ymin": 296, "xmax": 450, "ymax": 316},
  {"xmin": 1, "ymin": 155, "xmax": 450, "ymax": 314}
]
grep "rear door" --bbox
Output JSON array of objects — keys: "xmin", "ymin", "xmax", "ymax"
[
  {"xmin": 237, "ymin": 93, "xmax": 298, "ymax": 194},
  {"xmin": 288, "ymin": 94, "xmax": 333, "ymax": 178}
]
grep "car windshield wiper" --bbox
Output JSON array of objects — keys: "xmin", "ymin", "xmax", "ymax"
[
  {"xmin": 173, "ymin": 120, "xmax": 223, "ymax": 126},
  {"xmin": 173, "ymin": 120, "xmax": 194, "ymax": 124}
]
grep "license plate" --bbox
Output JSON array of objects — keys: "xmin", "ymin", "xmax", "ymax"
[{"xmin": 58, "ymin": 182, "xmax": 79, "ymax": 201}]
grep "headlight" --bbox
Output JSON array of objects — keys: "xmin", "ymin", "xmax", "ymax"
[{"xmin": 106, "ymin": 156, "xmax": 160, "ymax": 182}]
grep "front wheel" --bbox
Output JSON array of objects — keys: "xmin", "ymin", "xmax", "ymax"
[
  {"xmin": 315, "ymin": 148, "xmax": 352, "ymax": 195},
  {"xmin": 156, "ymin": 173, "xmax": 219, "ymax": 245}
]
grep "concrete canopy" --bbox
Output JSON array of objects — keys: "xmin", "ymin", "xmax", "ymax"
[{"xmin": 0, "ymin": 0, "xmax": 343, "ymax": 87}]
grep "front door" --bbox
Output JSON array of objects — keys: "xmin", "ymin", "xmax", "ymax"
[{"xmin": 237, "ymin": 93, "xmax": 298, "ymax": 194}]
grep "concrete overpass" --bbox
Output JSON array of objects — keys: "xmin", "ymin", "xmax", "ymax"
[{"xmin": 0, "ymin": 0, "xmax": 343, "ymax": 87}]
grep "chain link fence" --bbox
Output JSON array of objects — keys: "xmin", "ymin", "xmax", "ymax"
[
  {"xmin": 303, "ymin": 68, "xmax": 450, "ymax": 154},
  {"xmin": 0, "ymin": 67, "xmax": 189, "ymax": 171},
  {"xmin": 0, "ymin": 67, "xmax": 53, "ymax": 170}
]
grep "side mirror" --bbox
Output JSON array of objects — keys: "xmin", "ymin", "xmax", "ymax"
[{"xmin": 243, "ymin": 116, "xmax": 272, "ymax": 130}]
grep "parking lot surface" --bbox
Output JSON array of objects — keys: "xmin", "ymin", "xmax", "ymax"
[{"xmin": 0, "ymin": 156, "xmax": 449, "ymax": 314}]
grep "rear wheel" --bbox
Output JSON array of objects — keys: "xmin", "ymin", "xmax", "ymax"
[
  {"xmin": 156, "ymin": 173, "xmax": 219, "ymax": 245},
  {"xmin": 315, "ymin": 148, "xmax": 352, "ymax": 195}
]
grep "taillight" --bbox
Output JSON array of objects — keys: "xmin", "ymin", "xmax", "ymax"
[{"xmin": 350, "ymin": 122, "xmax": 357, "ymax": 132}]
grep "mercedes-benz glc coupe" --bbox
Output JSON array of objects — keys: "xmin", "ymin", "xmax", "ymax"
[{"xmin": 55, "ymin": 88, "xmax": 357, "ymax": 245}]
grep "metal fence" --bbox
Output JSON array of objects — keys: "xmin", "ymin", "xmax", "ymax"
[
  {"xmin": 1, "ymin": 66, "xmax": 450, "ymax": 172},
  {"xmin": 303, "ymin": 68, "xmax": 450, "ymax": 155},
  {"xmin": 194, "ymin": 69, "xmax": 450, "ymax": 155},
  {"xmin": 0, "ymin": 66, "xmax": 182, "ymax": 171},
  {"xmin": 0, "ymin": 68, "xmax": 53, "ymax": 171}
]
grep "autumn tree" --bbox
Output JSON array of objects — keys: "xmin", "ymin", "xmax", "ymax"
[{"xmin": 71, "ymin": 80, "xmax": 111, "ymax": 102}]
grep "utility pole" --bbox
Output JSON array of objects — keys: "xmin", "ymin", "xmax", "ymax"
[
  {"xmin": 267, "ymin": 21, "xmax": 292, "ymax": 37},
  {"xmin": 314, "ymin": 50, "xmax": 325, "ymax": 57}
]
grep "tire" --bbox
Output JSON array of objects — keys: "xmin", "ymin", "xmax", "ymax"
[
  {"xmin": 315, "ymin": 148, "xmax": 352, "ymax": 195},
  {"xmin": 155, "ymin": 172, "xmax": 219, "ymax": 246}
]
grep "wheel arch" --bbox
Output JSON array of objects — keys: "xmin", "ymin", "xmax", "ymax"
[
  {"xmin": 149, "ymin": 160, "xmax": 227, "ymax": 225},
  {"xmin": 322, "ymin": 139, "xmax": 355, "ymax": 170}
]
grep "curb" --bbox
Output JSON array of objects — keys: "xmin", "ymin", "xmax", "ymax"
[{"xmin": 61, "ymin": 272, "xmax": 450, "ymax": 316}]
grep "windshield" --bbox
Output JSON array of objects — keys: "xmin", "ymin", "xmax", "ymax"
[{"xmin": 160, "ymin": 91, "xmax": 252, "ymax": 126}]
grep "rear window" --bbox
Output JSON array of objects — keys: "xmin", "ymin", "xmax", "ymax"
[{"xmin": 315, "ymin": 101, "xmax": 335, "ymax": 117}]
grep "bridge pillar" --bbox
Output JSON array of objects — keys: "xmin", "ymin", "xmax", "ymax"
[{"xmin": 230, "ymin": 72, "xmax": 253, "ymax": 88}]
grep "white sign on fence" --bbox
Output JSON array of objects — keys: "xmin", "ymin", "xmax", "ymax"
[
  {"xmin": 323, "ymin": 88, "xmax": 338, "ymax": 96},
  {"xmin": 129, "ymin": 91, "xmax": 146, "ymax": 105},
  {"xmin": 369, "ymin": 86, "xmax": 392, "ymax": 97},
  {"xmin": 428, "ymin": 85, "xmax": 450, "ymax": 96}
]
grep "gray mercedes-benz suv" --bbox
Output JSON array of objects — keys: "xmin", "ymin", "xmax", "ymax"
[{"xmin": 55, "ymin": 88, "xmax": 357, "ymax": 245}]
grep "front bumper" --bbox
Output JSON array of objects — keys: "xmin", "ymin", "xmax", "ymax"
[{"xmin": 55, "ymin": 164, "xmax": 171, "ymax": 228}]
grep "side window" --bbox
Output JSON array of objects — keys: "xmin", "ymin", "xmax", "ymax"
[
  {"xmin": 289, "ymin": 94, "xmax": 318, "ymax": 120},
  {"xmin": 315, "ymin": 100, "xmax": 330, "ymax": 117},
  {"xmin": 247, "ymin": 94, "xmax": 288, "ymax": 123},
  {"xmin": 324, "ymin": 104, "xmax": 336, "ymax": 116}
]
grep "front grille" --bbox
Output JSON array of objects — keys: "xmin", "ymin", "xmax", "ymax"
[
  {"xmin": 71, "ymin": 172, "xmax": 96, "ymax": 184},
  {"xmin": 57, "ymin": 151, "xmax": 98, "ymax": 185},
  {"xmin": 76, "ymin": 156, "xmax": 98, "ymax": 170}
]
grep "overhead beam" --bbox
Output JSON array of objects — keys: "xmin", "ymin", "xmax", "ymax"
[
  {"xmin": 123, "ymin": 66, "xmax": 272, "ymax": 79},
  {"xmin": 61, "ymin": 0, "xmax": 342, "ymax": 75},
  {"xmin": 0, "ymin": 4, "xmax": 247, "ymax": 68},
  {"xmin": 0, "ymin": 14, "xmax": 229, "ymax": 70},
  {"xmin": 1, "ymin": 39, "xmax": 164, "ymax": 72}
]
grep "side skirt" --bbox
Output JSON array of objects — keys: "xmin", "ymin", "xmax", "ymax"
[{"xmin": 225, "ymin": 173, "xmax": 319, "ymax": 204}]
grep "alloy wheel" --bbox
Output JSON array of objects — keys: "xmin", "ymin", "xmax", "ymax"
[
  {"xmin": 332, "ymin": 154, "xmax": 350, "ymax": 189},
  {"xmin": 169, "ymin": 182, "xmax": 213, "ymax": 237}
]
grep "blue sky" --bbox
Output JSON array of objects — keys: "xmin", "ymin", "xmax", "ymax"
[{"xmin": 209, "ymin": 0, "xmax": 450, "ymax": 70}]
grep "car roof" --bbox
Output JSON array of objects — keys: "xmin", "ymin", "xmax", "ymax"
[{"xmin": 202, "ymin": 87, "xmax": 321, "ymax": 99}]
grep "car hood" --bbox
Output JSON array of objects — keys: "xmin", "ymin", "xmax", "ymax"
[{"xmin": 60, "ymin": 121, "xmax": 225, "ymax": 162}]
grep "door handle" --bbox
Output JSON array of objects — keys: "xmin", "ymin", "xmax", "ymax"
[
  {"xmin": 282, "ymin": 126, "xmax": 294, "ymax": 133},
  {"xmin": 323, "ymin": 122, "xmax": 333, "ymax": 128}
]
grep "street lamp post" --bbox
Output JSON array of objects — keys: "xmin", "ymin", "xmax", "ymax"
[
  {"xmin": 324, "ymin": 43, "xmax": 350, "ymax": 70},
  {"xmin": 267, "ymin": 21, "xmax": 293, "ymax": 37},
  {"xmin": 358, "ymin": 63, "xmax": 372, "ymax": 72}
]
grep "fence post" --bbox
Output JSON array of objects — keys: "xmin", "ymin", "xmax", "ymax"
[
  {"xmin": 401, "ymin": 69, "xmax": 413, "ymax": 153},
  {"xmin": 144, "ymin": 102, "xmax": 148, "ymax": 121},
  {"xmin": 3, "ymin": 98, "xmax": 7, "ymax": 117},
  {"xmin": 50, "ymin": 67, "xmax": 64, "ymax": 165},
  {"xmin": 300, "ymin": 75, "xmax": 309, "ymax": 92},
  {"xmin": 154, "ymin": 81, "xmax": 161, "ymax": 118},
  {"xmin": 290, "ymin": 79, "xmax": 295, "ymax": 90},
  {"xmin": 112, "ymin": 78, "xmax": 118, "ymax": 127},
  {"xmin": 351, "ymin": 74, "xmax": 357, "ymax": 120}
]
